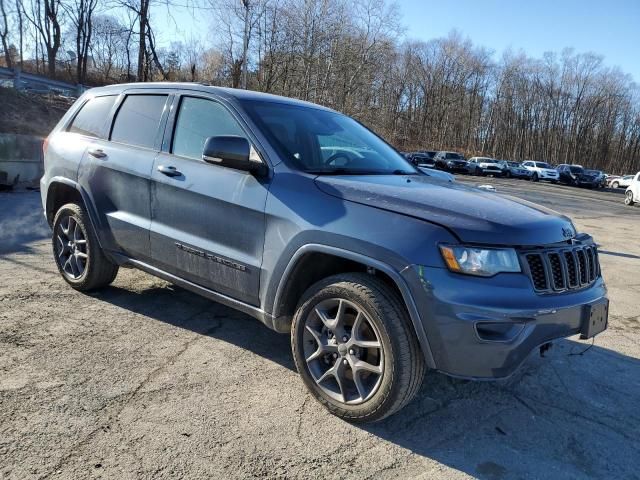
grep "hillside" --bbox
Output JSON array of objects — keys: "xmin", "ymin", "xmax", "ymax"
[{"xmin": 0, "ymin": 88, "xmax": 73, "ymax": 138}]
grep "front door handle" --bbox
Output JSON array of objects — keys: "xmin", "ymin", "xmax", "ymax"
[
  {"xmin": 157, "ymin": 165, "xmax": 182, "ymax": 177},
  {"xmin": 88, "ymin": 148, "xmax": 107, "ymax": 158}
]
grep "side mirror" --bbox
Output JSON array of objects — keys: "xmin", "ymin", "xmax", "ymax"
[{"xmin": 202, "ymin": 136, "xmax": 266, "ymax": 176}]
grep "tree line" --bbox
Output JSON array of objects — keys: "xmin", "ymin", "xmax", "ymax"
[{"xmin": 1, "ymin": 0, "xmax": 639, "ymax": 174}]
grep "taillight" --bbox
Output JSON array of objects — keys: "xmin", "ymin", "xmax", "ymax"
[{"xmin": 43, "ymin": 136, "xmax": 49, "ymax": 157}]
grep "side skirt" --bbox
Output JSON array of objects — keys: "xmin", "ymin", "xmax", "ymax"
[{"xmin": 113, "ymin": 253, "xmax": 276, "ymax": 330}]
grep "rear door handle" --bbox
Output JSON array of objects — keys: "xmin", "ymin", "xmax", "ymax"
[
  {"xmin": 88, "ymin": 148, "xmax": 107, "ymax": 158},
  {"xmin": 157, "ymin": 165, "xmax": 182, "ymax": 177}
]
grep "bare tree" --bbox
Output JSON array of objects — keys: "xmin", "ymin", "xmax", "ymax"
[{"xmin": 24, "ymin": 0, "xmax": 62, "ymax": 76}]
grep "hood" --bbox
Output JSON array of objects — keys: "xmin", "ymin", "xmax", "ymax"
[{"xmin": 314, "ymin": 175, "xmax": 575, "ymax": 245}]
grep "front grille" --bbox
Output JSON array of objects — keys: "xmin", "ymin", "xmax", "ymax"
[{"xmin": 523, "ymin": 244, "xmax": 600, "ymax": 293}]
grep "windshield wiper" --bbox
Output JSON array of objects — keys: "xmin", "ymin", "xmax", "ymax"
[
  {"xmin": 306, "ymin": 168, "xmax": 385, "ymax": 175},
  {"xmin": 306, "ymin": 168, "xmax": 416, "ymax": 176}
]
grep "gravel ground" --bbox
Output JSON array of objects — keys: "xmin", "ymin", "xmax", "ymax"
[{"xmin": 1, "ymin": 180, "xmax": 639, "ymax": 480}]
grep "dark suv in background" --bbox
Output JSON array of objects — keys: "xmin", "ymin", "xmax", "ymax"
[
  {"xmin": 41, "ymin": 83, "xmax": 609, "ymax": 423},
  {"xmin": 434, "ymin": 151, "xmax": 468, "ymax": 172},
  {"xmin": 557, "ymin": 164, "xmax": 600, "ymax": 188}
]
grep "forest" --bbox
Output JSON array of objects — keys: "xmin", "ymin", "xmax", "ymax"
[{"xmin": 1, "ymin": 0, "xmax": 639, "ymax": 173}]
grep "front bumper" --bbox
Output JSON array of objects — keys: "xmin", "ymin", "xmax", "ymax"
[{"xmin": 402, "ymin": 265, "xmax": 607, "ymax": 379}]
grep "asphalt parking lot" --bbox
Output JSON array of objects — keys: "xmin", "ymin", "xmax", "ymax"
[{"xmin": 1, "ymin": 179, "xmax": 639, "ymax": 480}]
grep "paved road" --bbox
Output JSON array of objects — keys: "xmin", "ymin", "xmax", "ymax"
[{"xmin": 1, "ymin": 184, "xmax": 639, "ymax": 480}]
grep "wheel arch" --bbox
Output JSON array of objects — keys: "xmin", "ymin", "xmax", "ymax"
[
  {"xmin": 271, "ymin": 244, "xmax": 437, "ymax": 369},
  {"xmin": 45, "ymin": 177, "xmax": 105, "ymax": 249}
]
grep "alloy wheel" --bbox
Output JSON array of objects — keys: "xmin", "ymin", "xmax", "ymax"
[
  {"xmin": 625, "ymin": 191, "xmax": 634, "ymax": 205},
  {"xmin": 54, "ymin": 215, "xmax": 88, "ymax": 279},
  {"xmin": 302, "ymin": 298, "xmax": 384, "ymax": 405}
]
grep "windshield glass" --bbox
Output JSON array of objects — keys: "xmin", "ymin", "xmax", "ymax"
[
  {"xmin": 535, "ymin": 162, "xmax": 552, "ymax": 168},
  {"xmin": 569, "ymin": 166, "xmax": 584, "ymax": 174},
  {"xmin": 585, "ymin": 170, "xmax": 600, "ymax": 175},
  {"xmin": 445, "ymin": 153, "xmax": 463, "ymax": 160},
  {"xmin": 241, "ymin": 100, "xmax": 416, "ymax": 174},
  {"xmin": 479, "ymin": 158, "xmax": 497, "ymax": 164},
  {"xmin": 508, "ymin": 162, "xmax": 520, "ymax": 167}
]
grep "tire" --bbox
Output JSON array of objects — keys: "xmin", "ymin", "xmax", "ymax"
[
  {"xmin": 532, "ymin": 173, "xmax": 539, "ymax": 182},
  {"xmin": 625, "ymin": 191, "xmax": 635, "ymax": 206},
  {"xmin": 476, "ymin": 167, "xmax": 483, "ymax": 176},
  {"xmin": 612, "ymin": 181, "xmax": 619, "ymax": 189},
  {"xmin": 291, "ymin": 273, "xmax": 425, "ymax": 423},
  {"xmin": 52, "ymin": 203, "xmax": 119, "ymax": 291},
  {"xmin": 504, "ymin": 171, "xmax": 511, "ymax": 178}
]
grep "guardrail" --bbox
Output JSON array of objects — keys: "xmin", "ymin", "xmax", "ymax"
[{"xmin": 0, "ymin": 66, "xmax": 85, "ymax": 97}]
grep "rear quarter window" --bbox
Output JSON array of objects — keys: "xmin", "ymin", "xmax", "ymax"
[
  {"xmin": 110, "ymin": 94, "xmax": 168, "ymax": 149},
  {"xmin": 68, "ymin": 95, "xmax": 117, "ymax": 138}
]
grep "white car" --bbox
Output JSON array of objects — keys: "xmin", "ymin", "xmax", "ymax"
[
  {"xmin": 467, "ymin": 157, "xmax": 503, "ymax": 176},
  {"xmin": 624, "ymin": 172, "xmax": 640, "ymax": 206},
  {"xmin": 610, "ymin": 175, "xmax": 635, "ymax": 189},
  {"xmin": 521, "ymin": 161, "xmax": 559, "ymax": 182}
]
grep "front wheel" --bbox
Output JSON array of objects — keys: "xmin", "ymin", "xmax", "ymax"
[
  {"xmin": 291, "ymin": 273, "xmax": 425, "ymax": 423},
  {"xmin": 612, "ymin": 181, "xmax": 619, "ymax": 189},
  {"xmin": 531, "ymin": 173, "xmax": 539, "ymax": 182},
  {"xmin": 52, "ymin": 203, "xmax": 119, "ymax": 291},
  {"xmin": 625, "ymin": 191, "xmax": 635, "ymax": 206}
]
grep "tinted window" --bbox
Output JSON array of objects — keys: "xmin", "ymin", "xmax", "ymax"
[
  {"xmin": 535, "ymin": 162, "xmax": 552, "ymax": 168},
  {"xmin": 569, "ymin": 166, "xmax": 583, "ymax": 174},
  {"xmin": 173, "ymin": 97, "xmax": 247, "ymax": 160},
  {"xmin": 111, "ymin": 94, "xmax": 167, "ymax": 148},
  {"xmin": 68, "ymin": 95, "xmax": 116, "ymax": 138}
]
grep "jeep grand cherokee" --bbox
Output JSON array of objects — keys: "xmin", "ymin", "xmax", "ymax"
[{"xmin": 41, "ymin": 83, "xmax": 609, "ymax": 423}]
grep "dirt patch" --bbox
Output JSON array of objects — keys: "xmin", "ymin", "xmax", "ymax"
[{"xmin": 0, "ymin": 87, "xmax": 73, "ymax": 137}]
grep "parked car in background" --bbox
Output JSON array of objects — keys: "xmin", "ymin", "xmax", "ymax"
[
  {"xmin": 624, "ymin": 172, "xmax": 640, "ymax": 206},
  {"xmin": 610, "ymin": 175, "xmax": 635, "ymax": 189},
  {"xmin": 409, "ymin": 152, "xmax": 436, "ymax": 169},
  {"xmin": 585, "ymin": 169, "xmax": 607, "ymax": 188},
  {"xmin": 498, "ymin": 160, "xmax": 532, "ymax": 179},
  {"xmin": 522, "ymin": 161, "xmax": 559, "ymax": 182},
  {"xmin": 434, "ymin": 151, "xmax": 468, "ymax": 173},
  {"xmin": 467, "ymin": 157, "xmax": 503, "ymax": 176},
  {"xmin": 557, "ymin": 164, "xmax": 600, "ymax": 188}
]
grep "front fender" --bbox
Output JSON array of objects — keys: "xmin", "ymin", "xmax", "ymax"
[{"xmin": 270, "ymin": 243, "xmax": 437, "ymax": 369}]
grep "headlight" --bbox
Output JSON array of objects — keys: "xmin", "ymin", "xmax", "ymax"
[{"xmin": 439, "ymin": 245, "xmax": 521, "ymax": 277}]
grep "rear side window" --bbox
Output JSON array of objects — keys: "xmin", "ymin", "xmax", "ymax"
[
  {"xmin": 68, "ymin": 95, "xmax": 116, "ymax": 138},
  {"xmin": 111, "ymin": 94, "xmax": 168, "ymax": 149},
  {"xmin": 172, "ymin": 97, "xmax": 247, "ymax": 160}
]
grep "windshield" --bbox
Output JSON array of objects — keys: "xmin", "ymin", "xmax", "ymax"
[
  {"xmin": 241, "ymin": 100, "xmax": 416, "ymax": 174},
  {"xmin": 445, "ymin": 153, "xmax": 464, "ymax": 160},
  {"xmin": 508, "ymin": 162, "xmax": 520, "ymax": 167},
  {"xmin": 535, "ymin": 162, "xmax": 552, "ymax": 168},
  {"xmin": 479, "ymin": 158, "xmax": 497, "ymax": 164},
  {"xmin": 569, "ymin": 166, "xmax": 584, "ymax": 174},
  {"xmin": 585, "ymin": 170, "xmax": 600, "ymax": 175}
]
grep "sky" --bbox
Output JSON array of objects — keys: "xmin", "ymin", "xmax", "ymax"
[
  {"xmin": 398, "ymin": 0, "xmax": 640, "ymax": 83},
  {"xmin": 156, "ymin": 0, "xmax": 640, "ymax": 83}
]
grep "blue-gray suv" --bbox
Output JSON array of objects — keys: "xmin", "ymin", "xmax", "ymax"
[{"xmin": 41, "ymin": 83, "xmax": 609, "ymax": 422}]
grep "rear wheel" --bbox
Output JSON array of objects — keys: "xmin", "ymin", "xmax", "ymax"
[
  {"xmin": 504, "ymin": 171, "xmax": 511, "ymax": 178},
  {"xmin": 532, "ymin": 172, "xmax": 539, "ymax": 182},
  {"xmin": 625, "ymin": 191, "xmax": 635, "ymax": 206},
  {"xmin": 52, "ymin": 203, "xmax": 119, "ymax": 291},
  {"xmin": 291, "ymin": 273, "xmax": 425, "ymax": 423},
  {"xmin": 612, "ymin": 181, "xmax": 619, "ymax": 189}
]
